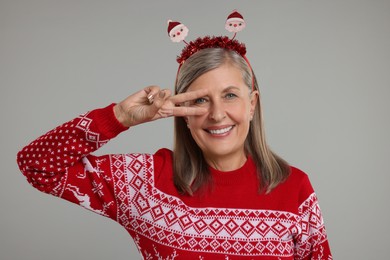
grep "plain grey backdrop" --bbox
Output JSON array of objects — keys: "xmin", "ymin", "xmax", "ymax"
[{"xmin": 1, "ymin": 0, "xmax": 389, "ymax": 259}]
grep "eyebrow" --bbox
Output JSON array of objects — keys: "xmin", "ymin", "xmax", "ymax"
[{"xmin": 222, "ymin": 86, "xmax": 241, "ymax": 93}]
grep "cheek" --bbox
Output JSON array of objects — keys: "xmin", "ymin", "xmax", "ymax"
[
  {"xmin": 187, "ymin": 115, "xmax": 205, "ymax": 128},
  {"xmin": 230, "ymin": 103, "xmax": 251, "ymax": 120}
]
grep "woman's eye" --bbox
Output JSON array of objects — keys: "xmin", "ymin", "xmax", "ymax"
[
  {"xmin": 225, "ymin": 93, "xmax": 237, "ymax": 99},
  {"xmin": 193, "ymin": 97, "xmax": 207, "ymax": 104}
]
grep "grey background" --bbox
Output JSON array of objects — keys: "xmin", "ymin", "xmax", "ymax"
[{"xmin": 1, "ymin": 0, "xmax": 389, "ymax": 259}]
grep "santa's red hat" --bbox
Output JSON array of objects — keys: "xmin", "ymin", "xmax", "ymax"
[
  {"xmin": 226, "ymin": 10, "xmax": 244, "ymax": 23},
  {"xmin": 167, "ymin": 20, "xmax": 182, "ymax": 35}
]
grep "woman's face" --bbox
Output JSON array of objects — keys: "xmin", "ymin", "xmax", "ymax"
[{"xmin": 186, "ymin": 63, "xmax": 258, "ymax": 165}]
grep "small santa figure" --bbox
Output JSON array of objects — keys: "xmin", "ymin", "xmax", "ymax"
[
  {"xmin": 225, "ymin": 10, "xmax": 246, "ymax": 33},
  {"xmin": 167, "ymin": 20, "xmax": 189, "ymax": 43}
]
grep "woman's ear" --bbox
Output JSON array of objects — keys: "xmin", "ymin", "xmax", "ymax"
[{"xmin": 250, "ymin": 90, "xmax": 259, "ymax": 115}]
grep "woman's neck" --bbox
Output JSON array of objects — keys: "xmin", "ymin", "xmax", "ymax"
[{"xmin": 205, "ymin": 152, "xmax": 247, "ymax": 172}]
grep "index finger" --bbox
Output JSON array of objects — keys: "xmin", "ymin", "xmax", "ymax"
[
  {"xmin": 172, "ymin": 106, "xmax": 208, "ymax": 117},
  {"xmin": 169, "ymin": 89, "xmax": 209, "ymax": 104}
]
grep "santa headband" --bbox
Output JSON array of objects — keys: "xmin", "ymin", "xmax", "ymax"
[{"xmin": 167, "ymin": 10, "xmax": 254, "ymax": 90}]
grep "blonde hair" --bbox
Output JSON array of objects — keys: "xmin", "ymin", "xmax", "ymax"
[{"xmin": 173, "ymin": 48, "xmax": 290, "ymax": 195}]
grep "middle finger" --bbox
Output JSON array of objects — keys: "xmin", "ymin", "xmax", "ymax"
[{"xmin": 169, "ymin": 89, "xmax": 209, "ymax": 104}]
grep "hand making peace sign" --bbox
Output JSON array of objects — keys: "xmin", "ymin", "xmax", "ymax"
[{"xmin": 114, "ymin": 86, "xmax": 208, "ymax": 127}]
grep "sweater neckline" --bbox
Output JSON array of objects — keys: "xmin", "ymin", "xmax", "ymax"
[{"xmin": 208, "ymin": 156, "xmax": 256, "ymax": 185}]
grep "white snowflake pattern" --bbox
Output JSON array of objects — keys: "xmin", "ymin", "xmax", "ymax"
[{"xmin": 152, "ymin": 244, "xmax": 178, "ymax": 260}]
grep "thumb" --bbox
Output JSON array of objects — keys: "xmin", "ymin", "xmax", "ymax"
[{"xmin": 151, "ymin": 89, "xmax": 170, "ymax": 109}]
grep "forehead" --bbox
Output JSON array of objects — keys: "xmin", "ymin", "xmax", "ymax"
[{"xmin": 187, "ymin": 64, "xmax": 247, "ymax": 92}]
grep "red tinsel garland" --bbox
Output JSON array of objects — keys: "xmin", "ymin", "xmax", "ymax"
[{"xmin": 176, "ymin": 36, "xmax": 246, "ymax": 64}]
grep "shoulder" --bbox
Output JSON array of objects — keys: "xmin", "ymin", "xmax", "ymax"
[
  {"xmin": 289, "ymin": 166, "xmax": 310, "ymax": 182},
  {"xmin": 284, "ymin": 166, "xmax": 310, "ymax": 185},
  {"xmin": 262, "ymin": 166, "xmax": 316, "ymax": 213},
  {"xmin": 152, "ymin": 148, "xmax": 174, "ymax": 182},
  {"xmin": 276, "ymin": 166, "xmax": 315, "ymax": 203},
  {"xmin": 153, "ymin": 148, "xmax": 173, "ymax": 164},
  {"xmin": 289, "ymin": 166, "xmax": 315, "ymax": 200}
]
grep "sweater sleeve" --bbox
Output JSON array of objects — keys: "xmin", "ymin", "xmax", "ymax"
[
  {"xmin": 16, "ymin": 104, "xmax": 129, "ymax": 221},
  {"xmin": 294, "ymin": 173, "xmax": 332, "ymax": 260}
]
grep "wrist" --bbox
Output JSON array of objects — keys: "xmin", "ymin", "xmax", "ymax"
[{"xmin": 113, "ymin": 103, "xmax": 130, "ymax": 127}]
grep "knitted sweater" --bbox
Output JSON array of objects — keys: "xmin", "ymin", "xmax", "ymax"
[{"xmin": 17, "ymin": 104, "xmax": 332, "ymax": 259}]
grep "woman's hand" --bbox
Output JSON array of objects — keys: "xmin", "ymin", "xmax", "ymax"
[{"xmin": 114, "ymin": 86, "xmax": 208, "ymax": 127}]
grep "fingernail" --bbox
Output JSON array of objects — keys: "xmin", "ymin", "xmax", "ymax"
[
  {"xmin": 159, "ymin": 91, "xmax": 165, "ymax": 98},
  {"xmin": 147, "ymin": 94, "xmax": 154, "ymax": 104}
]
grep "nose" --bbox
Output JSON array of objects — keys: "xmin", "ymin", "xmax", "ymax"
[
  {"xmin": 208, "ymin": 101, "xmax": 226, "ymax": 121},
  {"xmin": 177, "ymin": 31, "xmax": 181, "ymax": 35}
]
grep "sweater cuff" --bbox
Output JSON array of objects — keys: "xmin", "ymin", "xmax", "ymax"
[{"xmin": 91, "ymin": 103, "xmax": 129, "ymax": 139}]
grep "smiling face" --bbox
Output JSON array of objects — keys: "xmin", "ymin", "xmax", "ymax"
[{"xmin": 185, "ymin": 63, "xmax": 258, "ymax": 168}]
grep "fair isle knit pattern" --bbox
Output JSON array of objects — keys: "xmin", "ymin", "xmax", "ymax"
[{"xmin": 17, "ymin": 104, "xmax": 332, "ymax": 259}]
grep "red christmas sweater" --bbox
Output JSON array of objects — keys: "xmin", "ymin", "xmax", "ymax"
[{"xmin": 17, "ymin": 104, "xmax": 332, "ymax": 259}]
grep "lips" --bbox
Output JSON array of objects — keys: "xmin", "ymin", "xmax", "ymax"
[{"xmin": 206, "ymin": 126, "xmax": 234, "ymax": 135}]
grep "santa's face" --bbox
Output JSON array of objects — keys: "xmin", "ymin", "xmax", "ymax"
[
  {"xmin": 169, "ymin": 25, "xmax": 189, "ymax": 42},
  {"xmin": 225, "ymin": 19, "xmax": 246, "ymax": 33}
]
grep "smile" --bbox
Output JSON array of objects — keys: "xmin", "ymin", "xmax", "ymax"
[{"xmin": 206, "ymin": 126, "xmax": 234, "ymax": 135}]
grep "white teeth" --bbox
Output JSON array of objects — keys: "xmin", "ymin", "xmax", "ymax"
[{"xmin": 208, "ymin": 126, "xmax": 233, "ymax": 135}]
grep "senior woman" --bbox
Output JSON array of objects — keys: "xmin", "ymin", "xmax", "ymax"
[{"xmin": 17, "ymin": 14, "xmax": 332, "ymax": 259}]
